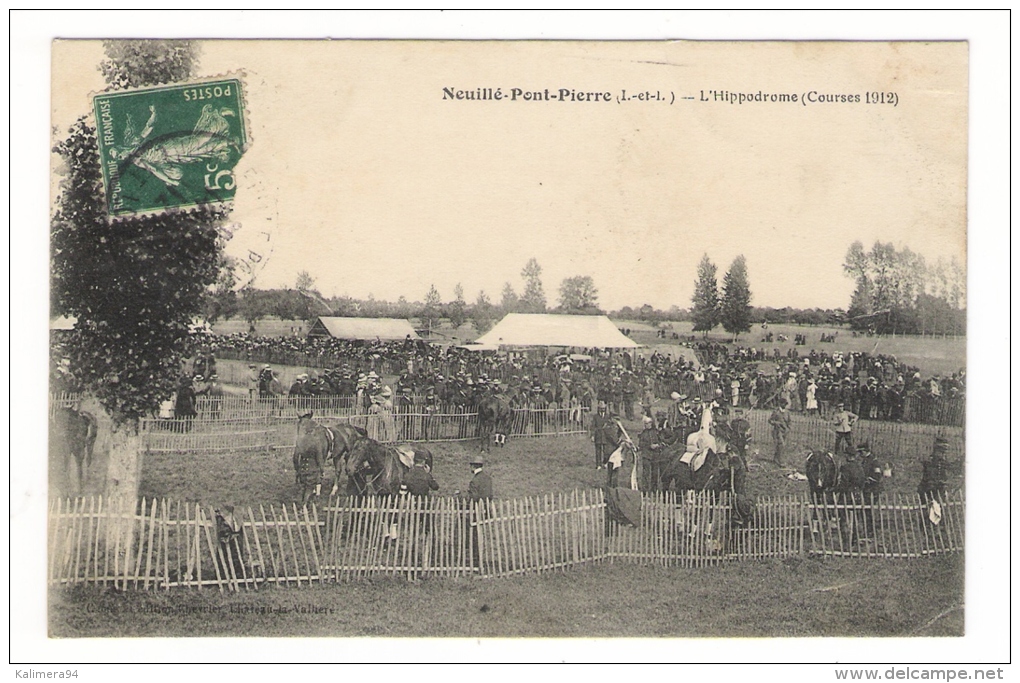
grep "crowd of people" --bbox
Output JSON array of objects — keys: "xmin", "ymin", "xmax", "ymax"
[
  {"xmin": 202, "ymin": 331, "xmax": 964, "ymax": 427},
  {"xmin": 49, "ymin": 329, "xmax": 964, "ymax": 429}
]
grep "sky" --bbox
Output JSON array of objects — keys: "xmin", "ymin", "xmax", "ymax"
[{"xmin": 50, "ymin": 38, "xmax": 968, "ymax": 312}]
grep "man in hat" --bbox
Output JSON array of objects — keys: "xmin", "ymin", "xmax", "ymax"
[
  {"xmin": 918, "ymin": 438, "xmax": 950, "ymax": 501},
  {"xmin": 402, "ymin": 452, "xmax": 439, "ymax": 498},
  {"xmin": 247, "ymin": 363, "xmax": 259, "ymax": 403},
  {"xmin": 638, "ymin": 415, "xmax": 663, "ymax": 490},
  {"xmin": 289, "ymin": 374, "xmax": 309, "ymax": 404},
  {"xmin": 856, "ymin": 442, "xmax": 884, "ymax": 497},
  {"xmin": 261, "ymin": 366, "xmax": 277, "ymax": 399},
  {"xmin": 465, "ymin": 455, "xmax": 492, "ymax": 570},
  {"xmin": 832, "ymin": 401, "xmax": 858, "ymax": 455},
  {"xmin": 621, "ymin": 371, "xmax": 637, "ymax": 420},
  {"xmin": 729, "ymin": 407, "xmax": 752, "ymax": 466},
  {"xmin": 768, "ymin": 399, "xmax": 791, "ymax": 465},
  {"xmin": 590, "ymin": 400, "xmax": 621, "ymax": 470},
  {"xmin": 467, "ymin": 456, "xmax": 493, "ymax": 502},
  {"xmin": 857, "ymin": 441, "xmax": 884, "ymax": 538}
]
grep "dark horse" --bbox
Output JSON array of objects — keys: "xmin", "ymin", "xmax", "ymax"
[
  {"xmin": 657, "ymin": 442, "xmax": 729, "ymax": 493},
  {"xmin": 293, "ymin": 413, "xmax": 368, "ymax": 504},
  {"xmin": 345, "ymin": 437, "xmax": 434, "ymax": 496},
  {"xmin": 805, "ymin": 449, "xmax": 844, "ymax": 537},
  {"xmin": 50, "ymin": 407, "xmax": 98, "ymax": 493},
  {"xmin": 805, "ymin": 449, "xmax": 839, "ymax": 501},
  {"xmin": 476, "ymin": 394, "xmax": 512, "ymax": 451}
]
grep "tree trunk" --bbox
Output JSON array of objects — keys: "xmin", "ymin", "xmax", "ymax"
[{"xmin": 104, "ymin": 418, "xmax": 143, "ymax": 503}]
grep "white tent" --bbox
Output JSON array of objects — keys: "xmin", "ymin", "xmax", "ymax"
[
  {"xmin": 307, "ymin": 316, "xmax": 419, "ymax": 341},
  {"xmin": 474, "ymin": 313, "xmax": 639, "ymax": 349}
]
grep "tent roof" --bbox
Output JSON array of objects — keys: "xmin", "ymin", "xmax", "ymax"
[
  {"xmin": 475, "ymin": 314, "xmax": 640, "ymax": 349},
  {"xmin": 308, "ymin": 317, "xmax": 419, "ymax": 341}
]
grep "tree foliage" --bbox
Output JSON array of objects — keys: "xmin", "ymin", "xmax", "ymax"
[
  {"xmin": 51, "ymin": 41, "xmax": 229, "ymax": 424},
  {"xmin": 557, "ymin": 275, "xmax": 600, "ymax": 314},
  {"xmin": 99, "ymin": 40, "xmax": 200, "ymax": 90},
  {"xmin": 421, "ymin": 284, "xmax": 442, "ymax": 332},
  {"xmin": 842, "ymin": 241, "xmax": 965, "ymax": 334},
  {"xmin": 203, "ymin": 254, "xmax": 240, "ymax": 323},
  {"xmin": 691, "ymin": 254, "xmax": 720, "ymax": 335},
  {"xmin": 720, "ymin": 255, "xmax": 753, "ymax": 339},
  {"xmin": 447, "ymin": 283, "xmax": 467, "ymax": 330},
  {"xmin": 500, "ymin": 282, "xmax": 519, "ymax": 315},
  {"xmin": 472, "ymin": 290, "xmax": 494, "ymax": 333},
  {"xmin": 519, "ymin": 258, "xmax": 547, "ymax": 313},
  {"xmin": 295, "ymin": 270, "xmax": 316, "ymax": 292}
]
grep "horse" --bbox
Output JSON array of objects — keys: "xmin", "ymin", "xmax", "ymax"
[
  {"xmin": 805, "ymin": 449, "xmax": 839, "ymax": 501},
  {"xmin": 345, "ymin": 437, "xmax": 434, "ymax": 497},
  {"xmin": 327, "ymin": 423, "xmax": 370, "ymax": 496},
  {"xmin": 657, "ymin": 442, "xmax": 729, "ymax": 493},
  {"xmin": 476, "ymin": 394, "xmax": 512, "ymax": 451},
  {"xmin": 805, "ymin": 449, "xmax": 849, "ymax": 538},
  {"xmin": 292, "ymin": 413, "xmax": 367, "ymax": 504},
  {"xmin": 50, "ymin": 406, "xmax": 98, "ymax": 493}
]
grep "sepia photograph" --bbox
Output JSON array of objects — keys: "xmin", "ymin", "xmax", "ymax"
[{"xmin": 11, "ymin": 10, "xmax": 1011, "ymax": 672}]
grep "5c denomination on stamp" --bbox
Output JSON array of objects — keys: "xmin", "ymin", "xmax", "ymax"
[{"xmin": 92, "ymin": 76, "xmax": 249, "ymax": 218}]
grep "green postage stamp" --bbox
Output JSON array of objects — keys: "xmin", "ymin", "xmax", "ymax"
[{"xmin": 92, "ymin": 77, "xmax": 249, "ymax": 217}]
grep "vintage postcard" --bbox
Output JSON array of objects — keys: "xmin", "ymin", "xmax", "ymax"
[{"xmin": 19, "ymin": 23, "xmax": 1009, "ymax": 668}]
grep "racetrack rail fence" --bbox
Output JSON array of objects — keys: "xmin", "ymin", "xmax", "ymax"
[
  {"xmin": 137, "ymin": 405, "xmax": 589, "ymax": 453},
  {"xmin": 56, "ymin": 391, "xmax": 961, "ymax": 459},
  {"xmin": 48, "ymin": 489, "xmax": 963, "ymax": 591}
]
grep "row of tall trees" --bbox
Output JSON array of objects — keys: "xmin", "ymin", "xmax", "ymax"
[
  {"xmin": 843, "ymin": 241, "xmax": 965, "ymax": 335},
  {"xmin": 217, "ymin": 257, "xmax": 607, "ymax": 334},
  {"xmin": 691, "ymin": 254, "xmax": 754, "ymax": 340}
]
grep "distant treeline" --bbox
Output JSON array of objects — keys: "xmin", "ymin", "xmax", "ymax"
[{"xmin": 608, "ymin": 304, "xmax": 845, "ymax": 327}]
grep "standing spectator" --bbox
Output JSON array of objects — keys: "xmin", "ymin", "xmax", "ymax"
[
  {"xmin": 640, "ymin": 378, "xmax": 656, "ymax": 419},
  {"xmin": 589, "ymin": 401, "xmax": 620, "ymax": 470},
  {"xmin": 666, "ymin": 392, "xmax": 685, "ymax": 431},
  {"xmin": 465, "ymin": 455, "xmax": 492, "ymax": 571},
  {"xmin": 247, "ymin": 363, "xmax": 259, "ymax": 404},
  {"xmin": 729, "ymin": 408, "xmax": 751, "ymax": 465},
  {"xmin": 621, "ymin": 371, "xmax": 636, "ymax": 420},
  {"xmin": 604, "ymin": 416, "xmax": 632, "ymax": 488},
  {"xmin": 206, "ymin": 374, "xmax": 222, "ymax": 421},
  {"xmin": 857, "ymin": 441, "xmax": 884, "ymax": 535},
  {"xmin": 832, "ymin": 402, "xmax": 858, "ymax": 455},
  {"xmin": 768, "ymin": 400, "xmax": 791, "ymax": 465},
  {"xmin": 637, "ymin": 415, "xmax": 662, "ymax": 490},
  {"xmin": 917, "ymin": 438, "xmax": 951, "ymax": 501},
  {"xmin": 174, "ymin": 374, "xmax": 198, "ymax": 433},
  {"xmin": 805, "ymin": 378, "xmax": 818, "ymax": 416}
]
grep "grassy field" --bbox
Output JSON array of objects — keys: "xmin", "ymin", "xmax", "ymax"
[
  {"xmin": 71, "ymin": 417, "xmax": 966, "ymax": 641},
  {"xmin": 616, "ymin": 320, "xmax": 966, "ymax": 378},
  {"xmin": 49, "ymin": 553, "xmax": 963, "ymax": 638},
  {"xmin": 138, "ymin": 416, "xmax": 962, "ymax": 508}
]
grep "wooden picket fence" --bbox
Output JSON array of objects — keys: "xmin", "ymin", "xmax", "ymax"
[
  {"xmin": 48, "ymin": 489, "xmax": 964, "ymax": 591},
  {"xmin": 807, "ymin": 490, "xmax": 965, "ymax": 558},
  {"xmin": 607, "ymin": 492, "xmax": 808, "ymax": 566}
]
